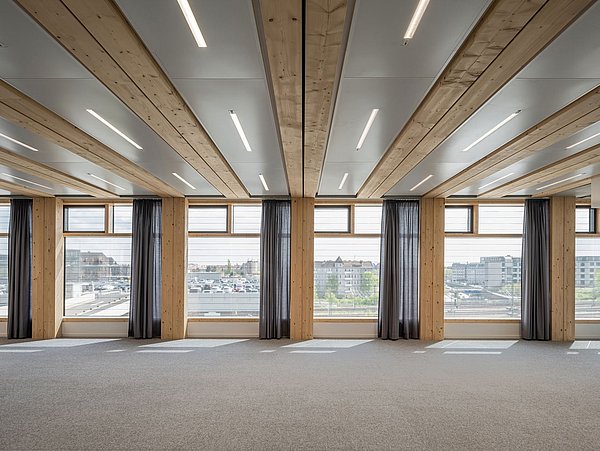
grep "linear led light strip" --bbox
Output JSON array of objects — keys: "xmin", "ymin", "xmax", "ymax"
[
  {"xmin": 478, "ymin": 172, "xmax": 515, "ymax": 190},
  {"xmin": 172, "ymin": 172, "xmax": 196, "ymax": 190},
  {"xmin": 338, "ymin": 172, "xmax": 349, "ymax": 190},
  {"xmin": 229, "ymin": 110, "xmax": 252, "ymax": 152},
  {"xmin": 177, "ymin": 0, "xmax": 207, "ymax": 47},
  {"xmin": 356, "ymin": 109, "xmax": 379, "ymax": 151},
  {"xmin": 536, "ymin": 174, "xmax": 583, "ymax": 191},
  {"xmin": 404, "ymin": 0, "xmax": 431, "ymax": 39},
  {"xmin": 259, "ymin": 174, "xmax": 269, "ymax": 191},
  {"xmin": 461, "ymin": 111, "xmax": 521, "ymax": 153},
  {"xmin": 410, "ymin": 174, "xmax": 433, "ymax": 191},
  {"xmin": 1, "ymin": 173, "xmax": 52, "ymax": 190},
  {"xmin": 566, "ymin": 131, "xmax": 600, "ymax": 149},
  {"xmin": 86, "ymin": 109, "xmax": 142, "ymax": 150},
  {"xmin": 0, "ymin": 131, "xmax": 38, "ymax": 152},
  {"xmin": 88, "ymin": 173, "xmax": 125, "ymax": 191}
]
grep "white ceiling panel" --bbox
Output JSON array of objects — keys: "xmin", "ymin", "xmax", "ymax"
[
  {"xmin": 0, "ymin": 164, "xmax": 83, "ymax": 196},
  {"xmin": 512, "ymin": 164, "xmax": 600, "ymax": 196}
]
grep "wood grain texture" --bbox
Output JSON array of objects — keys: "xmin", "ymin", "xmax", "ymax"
[
  {"xmin": 427, "ymin": 86, "xmax": 600, "ymax": 198},
  {"xmin": 259, "ymin": 0, "xmax": 303, "ymax": 197},
  {"xmin": 0, "ymin": 80, "xmax": 181, "ymax": 197},
  {"xmin": 0, "ymin": 178, "xmax": 52, "ymax": 197},
  {"xmin": 16, "ymin": 0, "xmax": 247, "ymax": 198},
  {"xmin": 304, "ymin": 0, "xmax": 348, "ymax": 197},
  {"xmin": 359, "ymin": 0, "xmax": 594, "ymax": 198},
  {"xmin": 533, "ymin": 177, "xmax": 591, "ymax": 198}
]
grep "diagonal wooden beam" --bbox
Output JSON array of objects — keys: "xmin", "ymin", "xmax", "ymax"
[
  {"xmin": 16, "ymin": 0, "xmax": 248, "ymax": 198},
  {"xmin": 0, "ymin": 145, "xmax": 117, "ymax": 198},
  {"xmin": 481, "ymin": 142, "xmax": 600, "ymax": 197},
  {"xmin": 0, "ymin": 177, "xmax": 53, "ymax": 197},
  {"xmin": 258, "ymin": 0, "xmax": 303, "ymax": 197},
  {"xmin": 358, "ymin": 0, "xmax": 595, "ymax": 198},
  {"xmin": 304, "ymin": 0, "xmax": 349, "ymax": 197},
  {"xmin": 0, "ymin": 80, "xmax": 181, "ymax": 197},
  {"xmin": 427, "ymin": 86, "xmax": 600, "ymax": 198},
  {"xmin": 533, "ymin": 177, "xmax": 591, "ymax": 198}
]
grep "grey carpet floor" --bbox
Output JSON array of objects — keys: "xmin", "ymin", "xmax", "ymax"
[{"xmin": 0, "ymin": 338, "xmax": 599, "ymax": 451}]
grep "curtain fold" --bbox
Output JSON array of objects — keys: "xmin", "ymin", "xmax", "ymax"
[
  {"xmin": 259, "ymin": 200, "xmax": 291, "ymax": 339},
  {"xmin": 378, "ymin": 199, "xmax": 420, "ymax": 340},
  {"xmin": 521, "ymin": 199, "xmax": 550, "ymax": 340},
  {"xmin": 129, "ymin": 199, "xmax": 162, "ymax": 339}
]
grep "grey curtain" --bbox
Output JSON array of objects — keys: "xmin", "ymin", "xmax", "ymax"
[
  {"xmin": 378, "ymin": 199, "xmax": 420, "ymax": 340},
  {"xmin": 129, "ymin": 199, "xmax": 162, "ymax": 339},
  {"xmin": 521, "ymin": 199, "xmax": 550, "ymax": 340},
  {"xmin": 259, "ymin": 200, "xmax": 291, "ymax": 339},
  {"xmin": 8, "ymin": 199, "xmax": 32, "ymax": 339}
]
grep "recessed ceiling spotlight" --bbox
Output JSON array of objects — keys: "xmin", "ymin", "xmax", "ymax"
[
  {"xmin": 409, "ymin": 174, "xmax": 433, "ymax": 191},
  {"xmin": 172, "ymin": 172, "xmax": 196, "ymax": 190},
  {"xmin": 478, "ymin": 172, "xmax": 515, "ymax": 190},
  {"xmin": 338, "ymin": 172, "xmax": 349, "ymax": 190},
  {"xmin": 259, "ymin": 173, "xmax": 269, "ymax": 191},
  {"xmin": 86, "ymin": 109, "xmax": 142, "ymax": 150},
  {"xmin": 1, "ymin": 173, "xmax": 52, "ymax": 190},
  {"xmin": 404, "ymin": 0, "xmax": 431, "ymax": 39},
  {"xmin": 566, "ymin": 131, "xmax": 600, "ymax": 149},
  {"xmin": 88, "ymin": 173, "xmax": 125, "ymax": 191},
  {"xmin": 356, "ymin": 109, "xmax": 379, "ymax": 151},
  {"xmin": 536, "ymin": 174, "xmax": 583, "ymax": 191},
  {"xmin": 229, "ymin": 110, "xmax": 252, "ymax": 152},
  {"xmin": 0, "ymin": 131, "xmax": 39, "ymax": 152},
  {"xmin": 177, "ymin": 0, "xmax": 207, "ymax": 48},
  {"xmin": 461, "ymin": 110, "xmax": 521, "ymax": 153}
]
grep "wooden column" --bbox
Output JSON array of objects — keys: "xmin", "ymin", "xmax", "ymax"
[
  {"xmin": 32, "ymin": 198, "xmax": 63, "ymax": 339},
  {"xmin": 161, "ymin": 197, "xmax": 188, "ymax": 340},
  {"xmin": 550, "ymin": 196, "xmax": 576, "ymax": 341},
  {"xmin": 419, "ymin": 198, "xmax": 445, "ymax": 340},
  {"xmin": 290, "ymin": 198, "xmax": 314, "ymax": 340}
]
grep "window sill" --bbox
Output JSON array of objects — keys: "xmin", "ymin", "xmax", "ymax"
[
  {"xmin": 62, "ymin": 317, "xmax": 128, "ymax": 322},
  {"xmin": 445, "ymin": 318, "xmax": 520, "ymax": 323},
  {"xmin": 187, "ymin": 317, "xmax": 259, "ymax": 322}
]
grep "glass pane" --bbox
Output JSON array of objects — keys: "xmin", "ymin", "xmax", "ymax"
[
  {"xmin": 0, "ymin": 237, "xmax": 7, "ymax": 317},
  {"xmin": 113, "ymin": 205, "xmax": 133, "ymax": 233},
  {"xmin": 479, "ymin": 205, "xmax": 524, "ymax": 234},
  {"xmin": 64, "ymin": 237, "xmax": 131, "ymax": 317},
  {"xmin": 445, "ymin": 237, "xmax": 522, "ymax": 319},
  {"xmin": 314, "ymin": 237, "xmax": 380, "ymax": 318},
  {"xmin": 355, "ymin": 205, "xmax": 382, "ymax": 234},
  {"xmin": 188, "ymin": 207, "xmax": 227, "ymax": 232},
  {"xmin": 0, "ymin": 204, "xmax": 9, "ymax": 234},
  {"xmin": 445, "ymin": 207, "xmax": 471, "ymax": 233},
  {"xmin": 188, "ymin": 237, "xmax": 260, "ymax": 317},
  {"xmin": 64, "ymin": 206, "xmax": 106, "ymax": 232},
  {"xmin": 575, "ymin": 238, "xmax": 600, "ymax": 319},
  {"xmin": 314, "ymin": 207, "xmax": 350, "ymax": 233},
  {"xmin": 233, "ymin": 205, "xmax": 262, "ymax": 234},
  {"xmin": 576, "ymin": 208, "xmax": 593, "ymax": 233}
]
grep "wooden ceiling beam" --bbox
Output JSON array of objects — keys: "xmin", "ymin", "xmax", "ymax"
[
  {"xmin": 426, "ymin": 86, "xmax": 600, "ymax": 198},
  {"xmin": 303, "ymin": 0, "xmax": 349, "ymax": 197},
  {"xmin": 357, "ymin": 0, "xmax": 595, "ymax": 198},
  {"xmin": 258, "ymin": 0, "xmax": 303, "ymax": 197},
  {"xmin": 481, "ymin": 142, "xmax": 600, "ymax": 198},
  {"xmin": 532, "ymin": 177, "xmax": 591, "ymax": 198},
  {"xmin": 16, "ymin": 0, "xmax": 248, "ymax": 198},
  {"xmin": 0, "ymin": 177, "xmax": 53, "ymax": 198},
  {"xmin": 0, "ymin": 80, "xmax": 181, "ymax": 197}
]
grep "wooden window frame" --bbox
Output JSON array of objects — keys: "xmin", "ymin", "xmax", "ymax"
[{"xmin": 444, "ymin": 205, "xmax": 474, "ymax": 234}]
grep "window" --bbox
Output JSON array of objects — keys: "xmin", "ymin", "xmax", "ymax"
[
  {"xmin": 0, "ymin": 204, "xmax": 8, "ymax": 316},
  {"xmin": 188, "ymin": 206, "xmax": 228, "ymax": 233},
  {"xmin": 64, "ymin": 204, "xmax": 132, "ymax": 317},
  {"xmin": 575, "ymin": 237, "xmax": 600, "ymax": 319},
  {"xmin": 314, "ymin": 204, "xmax": 381, "ymax": 318},
  {"xmin": 445, "ymin": 206, "xmax": 472, "ymax": 233},
  {"xmin": 187, "ymin": 204, "xmax": 261, "ymax": 317},
  {"xmin": 444, "ymin": 203, "xmax": 523, "ymax": 319},
  {"xmin": 576, "ymin": 207, "xmax": 595, "ymax": 234}
]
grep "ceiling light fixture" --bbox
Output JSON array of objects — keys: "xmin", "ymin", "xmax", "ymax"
[
  {"xmin": 410, "ymin": 174, "xmax": 433, "ymax": 191},
  {"xmin": 479, "ymin": 172, "xmax": 515, "ymax": 190},
  {"xmin": 1, "ymin": 173, "xmax": 52, "ymax": 190},
  {"xmin": 461, "ymin": 110, "xmax": 521, "ymax": 152},
  {"xmin": 338, "ymin": 172, "xmax": 349, "ymax": 190},
  {"xmin": 88, "ymin": 173, "xmax": 125, "ymax": 191},
  {"xmin": 566, "ymin": 131, "xmax": 600, "ymax": 149},
  {"xmin": 86, "ymin": 109, "xmax": 142, "ymax": 150},
  {"xmin": 0, "ymin": 131, "xmax": 38, "ymax": 152},
  {"xmin": 177, "ymin": 0, "xmax": 207, "ymax": 48},
  {"xmin": 536, "ymin": 174, "xmax": 583, "ymax": 191},
  {"xmin": 229, "ymin": 110, "xmax": 252, "ymax": 152},
  {"xmin": 259, "ymin": 174, "xmax": 269, "ymax": 191},
  {"xmin": 172, "ymin": 172, "xmax": 196, "ymax": 190},
  {"xmin": 404, "ymin": 0, "xmax": 431, "ymax": 39},
  {"xmin": 356, "ymin": 109, "xmax": 379, "ymax": 150}
]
